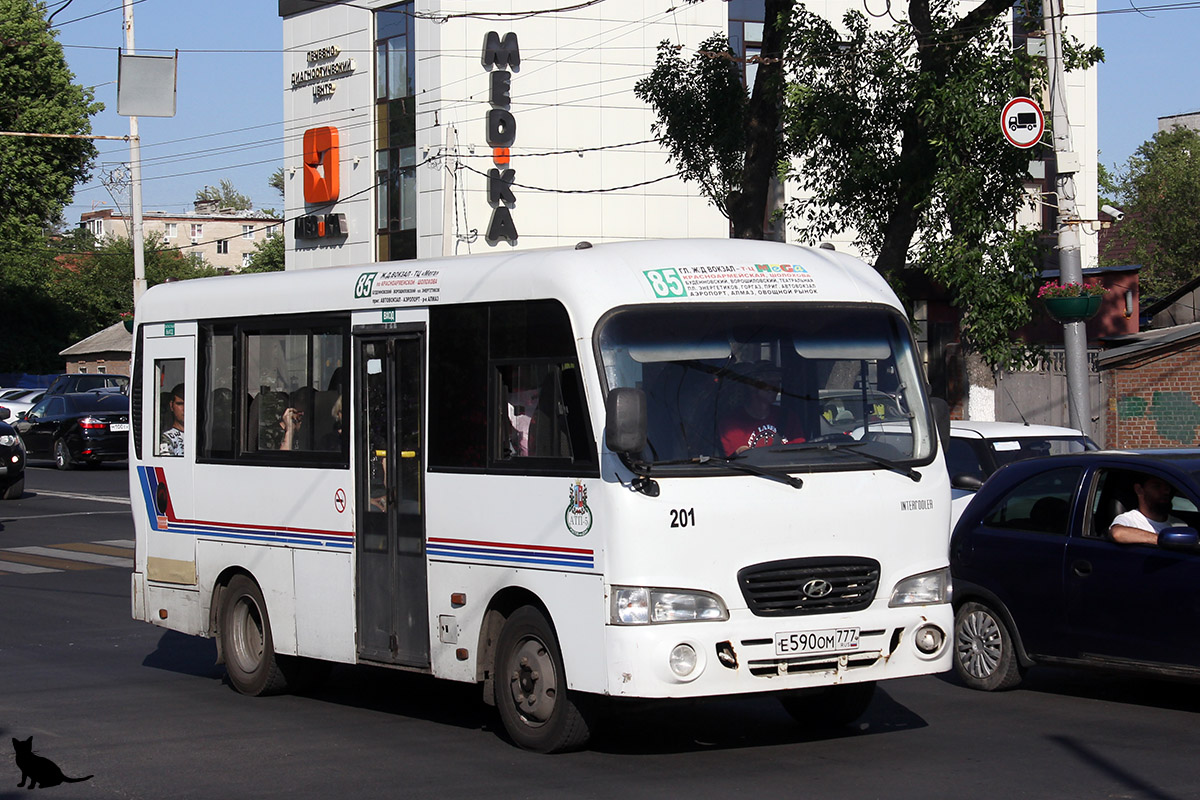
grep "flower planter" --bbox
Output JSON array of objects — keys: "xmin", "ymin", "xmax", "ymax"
[
  {"xmin": 1043, "ymin": 294, "xmax": 1102, "ymax": 323},
  {"xmin": 122, "ymin": 318, "xmax": 134, "ymax": 333}
]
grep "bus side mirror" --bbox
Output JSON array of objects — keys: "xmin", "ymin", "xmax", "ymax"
[
  {"xmin": 605, "ymin": 388, "xmax": 647, "ymax": 455},
  {"xmin": 930, "ymin": 397, "xmax": 951, "ymax": 453}
]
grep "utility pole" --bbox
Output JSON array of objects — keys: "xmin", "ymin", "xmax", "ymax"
[
  {"xmin": 1045, "ymin": 0, "xmax": 1091, "ymax": 437},
  {"xmin": 123, "ymin": 0, "xmax": 147, "ymax": 305}
]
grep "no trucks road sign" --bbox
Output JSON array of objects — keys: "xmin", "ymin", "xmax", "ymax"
[{"xmin": 1001, "ymin": 97, "xmax": 1045, "ymax": 149}]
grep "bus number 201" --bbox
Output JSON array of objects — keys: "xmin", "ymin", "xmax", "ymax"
[{"xmin": 670, "ymin": 508, "xmax": 696, "ymax": 528}]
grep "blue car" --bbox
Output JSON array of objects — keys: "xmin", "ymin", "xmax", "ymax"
[{"xmin": 950, "ymin": 450, "xmax": 1200, "ymax": 691}]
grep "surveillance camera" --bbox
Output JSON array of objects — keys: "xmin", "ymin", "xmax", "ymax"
[{"xmin": 1101, "ymin": 204, "xmax": 1125, "ymax": 222}]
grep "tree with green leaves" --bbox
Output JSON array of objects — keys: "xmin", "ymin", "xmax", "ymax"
[
  {"xmin": 196, "ymin": 178, "xmax": 253, "ymax": 211},
  {"xmin": 0, "ymin": 0, "xmax": 101, "ymax": 241},
  {"xmin": 636, "ymin": 0, "xmax": 1102, "ymax": 368},
  {"xmin": 49, "ymin": 233, "xmax": 222, "ymax": 342},
  {"xmin": 241, "ymin": 231, "xmax": 285, "ymax": 273},
  {"xmin": 1104, "ymin": 126, "xmax": 1200, "ymax": 300}
]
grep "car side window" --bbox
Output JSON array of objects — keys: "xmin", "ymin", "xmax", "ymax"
[
  {"xmin": 981, "ymin": 466, "xmax": 1082, "ymax": 534},
  {"xmin": 946, "ymin": 438, "xmax": 986, "ymax": 482}
]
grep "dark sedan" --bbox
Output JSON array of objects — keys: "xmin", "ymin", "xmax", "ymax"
[
  {"xmin": 950, "ymin": 449, "xmax": 1200, "ymax": 691},
  {"xmin": 13, "ymin": 391, "xmax": 130, "ymax": 470}
]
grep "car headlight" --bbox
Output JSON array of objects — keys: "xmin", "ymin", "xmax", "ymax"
[
  {"xmin": 610, "ymin": 586, "xmax": 729, "ymax": 624},
  {"xmin": 0, "ymin": 434, "xmax": 18, "ymax": 448},
  {"xmin": 888, "ymin": 568, "xmax": 951, "ymax": 607}
]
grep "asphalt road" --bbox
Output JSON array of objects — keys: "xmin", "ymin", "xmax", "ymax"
[{"xmin": 4, "ymin": 463, "xmax": 1200, "ymax": 799}]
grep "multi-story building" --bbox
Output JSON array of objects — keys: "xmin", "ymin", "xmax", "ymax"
[
  {"xmin": 79, "ymin": 203, "xmax": 283, "ymax": 272},
  {"xmin": 279, "ymin": 0, "xmax": 1099, "ymax": 272}
]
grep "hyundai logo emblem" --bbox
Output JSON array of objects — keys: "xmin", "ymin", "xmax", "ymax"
[{"xmin": 802, "ymin": 579, "xmax": 833, "ymax": 599}]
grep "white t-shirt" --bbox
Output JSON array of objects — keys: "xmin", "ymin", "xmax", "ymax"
[{"xmin": 1110, "ymin": 509, "xmax": 1183, "ymax": 534}]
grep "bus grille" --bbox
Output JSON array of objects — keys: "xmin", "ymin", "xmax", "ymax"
[{"xmin": 737, "ymin": 557, "xmax": 881, "ymax": 616}]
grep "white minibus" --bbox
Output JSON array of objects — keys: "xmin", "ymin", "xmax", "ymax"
[{"xmin": 129, "ymin": 238, "xmax": 952, "ymax": 752}]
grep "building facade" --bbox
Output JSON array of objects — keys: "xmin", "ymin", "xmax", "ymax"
[
  {"xmin": 279, "ymin": 0, "xmax": 1100, "ymax": 272},
  {"xmin": 80, "ymin": 205, "xmax": 282, "ymax": 272}
]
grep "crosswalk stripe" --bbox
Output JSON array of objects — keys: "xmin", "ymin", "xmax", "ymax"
[
  {"xmin": 0, "ymin": 561, "xmax": 61, "ymax": 574},
  {"xmin": 33, "ymin": 490, "xmax": 130, "ymax": 505},
  {"xmin": 0, "ymin": 550, "xmax": 104, "ymax": 571},
  {"xmin": 55, "ymin": 542, "xmax": 136, "ymax": 559},
  {"xmin": 7, "ymin": 546, "xmax": 132, "ymax": 568},
  {"xmin": 96, "ymin": 539, "xmax": 135, "ymax": 548}
]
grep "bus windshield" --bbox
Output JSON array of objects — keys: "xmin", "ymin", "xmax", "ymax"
[{"xmin": 597, "ymin": 304, "xmax": 934, "ymax": 471}]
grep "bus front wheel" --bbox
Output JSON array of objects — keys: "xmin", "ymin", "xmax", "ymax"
[
  {"xmin": 220, "ymin": 574, "xmax": 289, "ymax": 696},
  {"xmin": 493, "ymin": 606, "xmax": 591, "ymax": 753}
]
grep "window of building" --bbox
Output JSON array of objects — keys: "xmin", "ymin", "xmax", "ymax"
[
  {"xmin": 216, "ymin": 239, "xmax": 229, "ymax": 255},
  {"xmin": 242, "ymin": 225, "xmax": 255, "ymax": 240},
  {"xmin": 374, "ymin": 2, "xmax": 417, "ymax": 262},
  {"xmin": 85, "ymin": 219, "xmax": 105, "ymax": 238},
  {"xmin": 164, "ymin": 222, "xmax": 178, "ymax": 239},
  {"xmin": 190, "ymin": 223, "xmax": 204, "ymax": 240},
  {"xmin": 242, "ymin": 252, "xmax": 252, "ymax": 269}
]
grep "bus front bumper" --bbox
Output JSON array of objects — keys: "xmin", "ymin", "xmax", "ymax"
[{"xmin": 600, "ymin": 603, "xmax": 952, "ymax": 699}]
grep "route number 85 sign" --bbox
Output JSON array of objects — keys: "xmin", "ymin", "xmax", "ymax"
[{"xmin": 644, "ymin": 268, "xmax": 688, "ymax": 298}]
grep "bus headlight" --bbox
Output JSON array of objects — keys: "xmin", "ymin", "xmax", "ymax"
[
  {"xmin": 888, "ymin": 568, "xmax": 950, "ymax": 607},
  {"xmin": 611, "ymin": 587, "xmax": 729, "ymax": 624}
]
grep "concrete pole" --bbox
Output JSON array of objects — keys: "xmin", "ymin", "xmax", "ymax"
[
  {"xmin": 124, "ymin": 0, "xmax": 147, "ymax": 305},
  {"xmin": 1045, "ymin": 0, "xmax": 1092, "ymax": 437}
]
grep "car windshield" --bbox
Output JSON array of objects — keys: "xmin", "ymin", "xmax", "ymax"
[
  {"xmin": 988, "ymin": 436, "xmax": 1097, "ymax": 468},
  {"xmin": 597, "ymin": 303, "xmax": 934, "ymax": 472}
]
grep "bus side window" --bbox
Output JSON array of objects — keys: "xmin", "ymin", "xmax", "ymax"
[{"xmin": 154, "ymin": 358, "xmax": 185, "ymax": 457}]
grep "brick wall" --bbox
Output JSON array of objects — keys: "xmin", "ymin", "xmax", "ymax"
[{"xmin": 1107, "ymin": 346, "xmax": 1200, "ymax": 447}]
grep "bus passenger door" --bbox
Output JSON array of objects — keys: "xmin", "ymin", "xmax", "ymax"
[{"xmin": 355, "ymin": 332, "xmax": 429, "ymax": 667}]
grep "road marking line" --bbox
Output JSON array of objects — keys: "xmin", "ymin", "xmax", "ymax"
[
  {"xmin": 55, "ymin": 542, "xmax": 136, "ymax": 558},
  {"xmin": 95, "ymin": 539, "xmax": 134, "ymax": 548},
  {"xmin": 8, "ymin": 546, "xmax": 132, "ymax": 568},
  {"xmin": 0, "ymin": 561, "xmax": 60, "ymax": 574},
  {"xmin": 0, "ymin": 551, "xmax": 103, "ymax": 571},
  {"xmin": 33, "ymin": 490, "xmax": 130, "ymax": 505}
]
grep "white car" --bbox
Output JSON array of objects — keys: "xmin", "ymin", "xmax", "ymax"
[
  {"xmin": 0, "ymin": 389, "xmax": 46, "ymax": 420},
  {"xmin": 948, "ymin": 420, "xmax": 1098, "ymax": 529}
]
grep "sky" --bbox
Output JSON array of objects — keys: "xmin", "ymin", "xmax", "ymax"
[{"xmin": 51, "ymin": 0, "xmax": 1200, "ymax": 227}]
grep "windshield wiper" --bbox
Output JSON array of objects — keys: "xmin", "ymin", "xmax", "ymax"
[
  {"xmin": 800, "ymin": 441, "xmax": 922, "ymax": 482},
  {"xmin": 690, "ymin": 455, "xmax": 804, "ymax": 489}
]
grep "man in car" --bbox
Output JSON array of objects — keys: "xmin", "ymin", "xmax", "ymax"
[
  {"xmin": 1109, "ymin": 474, "xmax": 1185, "ymax": 545},
  {"xmin": 719, "ymin": 361, "xmax": 805, "ymax": 456}
]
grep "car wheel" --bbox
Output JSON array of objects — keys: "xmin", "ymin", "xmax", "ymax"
[
  {"xmin": 493, "ymin": 606, "xmax": 591, "ymax": 753},
  {"xmin": 778, "ymin": 681, "xmax": 877, "ymax": 729},
  {"xmin": 954, "ymin": 601, "xmax": 1024, "ymax": 691},
  {"xmin": 53, "ymin": 439, "xmax": 74, "ymax": 471},
  {"xmin": 220, "ymin": 574, "xmax": 289, "ymax": 696},
  {"xmin": 1, "ymin": 475, "xmax": 23, "ymax": 500}
]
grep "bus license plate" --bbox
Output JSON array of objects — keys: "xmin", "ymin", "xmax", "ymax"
[
  {"xmin": 109, "ymin": 423, "xmax": 130, "ymax": 432},
  {"xmin": 775, "ymin": 627, "xmax": 860, "ymax": 656}
]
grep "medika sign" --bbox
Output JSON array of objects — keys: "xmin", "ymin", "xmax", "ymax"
[
  {"xmin": 296, "ymin": 125, "xmax": 346, "ymax": 241},
  {"xmin": 483, "ymin": 32, "xmax": 519, "ymax": 245}
]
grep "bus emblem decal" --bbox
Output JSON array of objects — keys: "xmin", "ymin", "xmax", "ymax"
[{"xmin": 565, "ymin": 479, "xmax": 593, "ymax": 537}]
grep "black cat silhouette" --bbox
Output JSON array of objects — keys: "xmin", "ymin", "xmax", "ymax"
[{"xmin": 12, "ymin": 736, "xmax": 93, "ymax": 789}]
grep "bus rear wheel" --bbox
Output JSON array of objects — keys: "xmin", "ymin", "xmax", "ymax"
[
  {"xmin": 493, "ymin": 606, "xmax": 591, "ymax": 753},
  {"xmin": 220, "ymin": 574, "xmax": 289, "ymax": 696}
]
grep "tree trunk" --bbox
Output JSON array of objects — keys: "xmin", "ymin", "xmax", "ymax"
[{"xmin": 730, "ymin": 0, "xmax": 793, "ymax": 240}]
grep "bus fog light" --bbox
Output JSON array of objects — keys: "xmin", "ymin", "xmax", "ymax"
[
  {"xmin": 669, "ymin": 644, "xmax": 698, "ymax": 677},
  {"xmin": 914, "ymin": 623, "xmax": 945, "ymax": 655}
]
